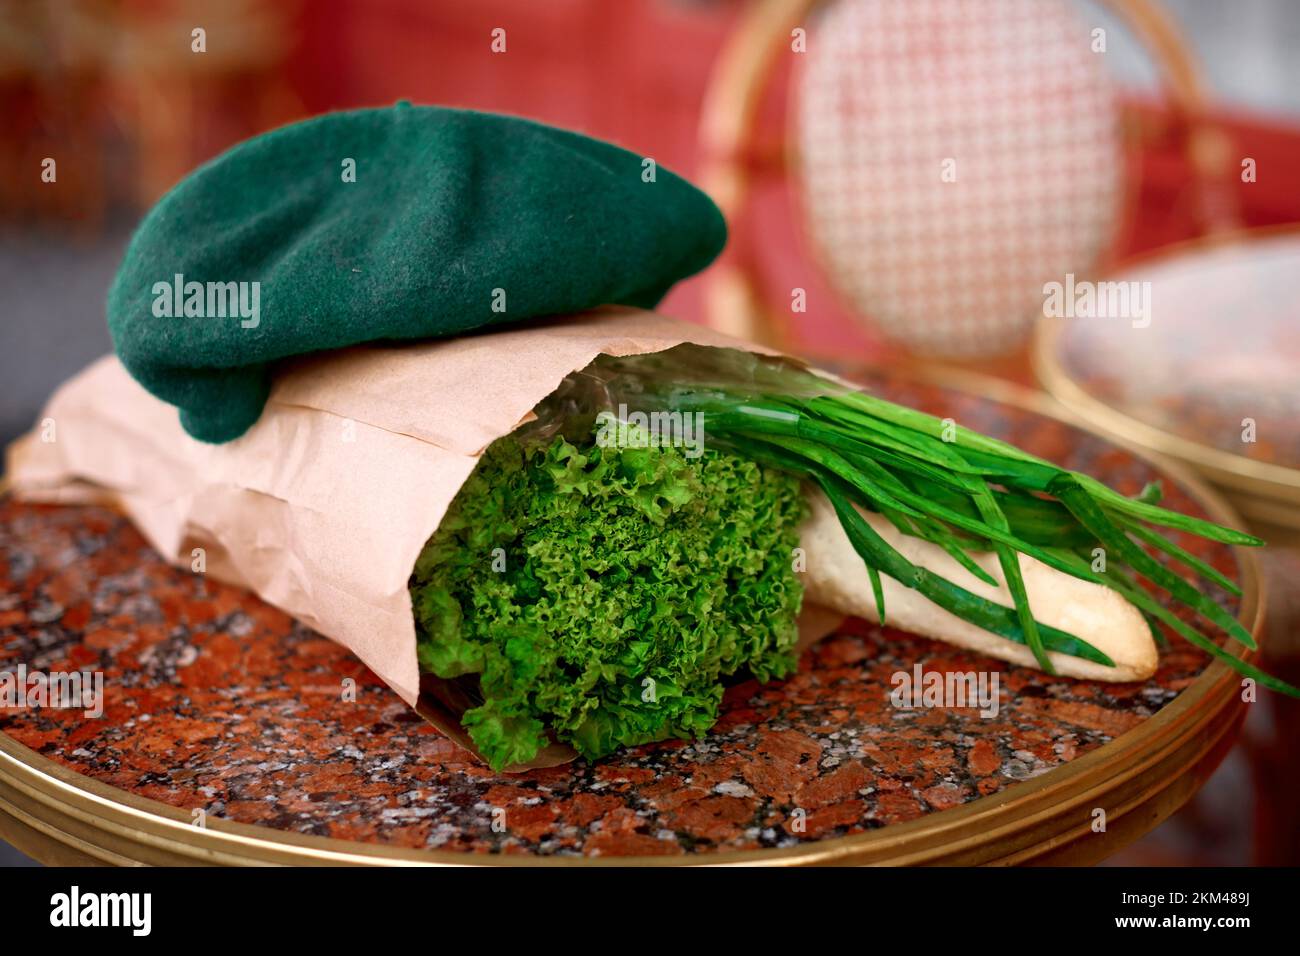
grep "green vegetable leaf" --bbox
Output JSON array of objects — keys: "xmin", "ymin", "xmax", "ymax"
[{"xmin": 410, "ymin": 431, "xmax": 807, "ymax": 770}]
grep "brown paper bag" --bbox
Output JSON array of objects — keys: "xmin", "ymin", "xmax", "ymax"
[{"xmin": 5, "ymin": 307, "xmax": 844, "ymax": 769}]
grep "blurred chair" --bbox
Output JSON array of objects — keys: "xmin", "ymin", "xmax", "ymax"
[{"xmin": 699, "ymin": 0, "xmax": 1239, "ymax": 360}]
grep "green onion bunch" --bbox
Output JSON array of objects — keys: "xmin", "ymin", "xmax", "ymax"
[{"xmin": 595, "ymin": 347, "xmax": 1296, "ymax": 696}]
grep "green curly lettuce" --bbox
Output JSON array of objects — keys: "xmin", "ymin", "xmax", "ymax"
[{"xmin": 409, "ymin": 429, "xmax": 807, "ymax": 770}]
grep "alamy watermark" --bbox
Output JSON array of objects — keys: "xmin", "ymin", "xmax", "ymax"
[
  {"xmin": 50, "ymin": 886, "xmax": 150, "ymax": 936},
  {"xmin": 594, "ymin": 405, "xmax": 705, "ymax": 459},
  {"xmin": 151, "ymin": 272, "xmax": 260, "ymax": 328},
  {"xmin": 1043, "ymin": 273, "xmax": 1151, "ymax": 328},
  {"xmin": 890, "ymin": 663, "xmax": 1000, "ymax": 718},
  {"xmin": 0, "ymin": 664, "xmax": 104, "ymax": 718}
]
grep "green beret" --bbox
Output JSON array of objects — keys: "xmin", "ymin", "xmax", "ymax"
[{"xmin": 107, "ymin": 103, "xmax": 727, "ymax": 443}]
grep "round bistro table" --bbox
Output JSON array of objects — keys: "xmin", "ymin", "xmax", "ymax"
[
  {"xmin": 1036, "ymin": 227, "xmax": 1300, "ymax": 537},
  {"xmin": 0, "ymin": 372, "xmax": 1263, "ymax": 865}
]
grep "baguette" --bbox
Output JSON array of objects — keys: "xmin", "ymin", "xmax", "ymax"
[{"xmin": 800, "ymin": 489, "xmax": 1157, "ymax": 682}]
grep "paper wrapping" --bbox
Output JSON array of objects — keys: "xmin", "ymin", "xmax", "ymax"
[{"xmin": 6, "ymin": 307, "xmax": 844, "ymax": 769}]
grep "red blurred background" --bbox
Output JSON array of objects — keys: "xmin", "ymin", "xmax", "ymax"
[{"xmin": 7, "ymin": 0, "xmax": 1300, "ymax": 357}]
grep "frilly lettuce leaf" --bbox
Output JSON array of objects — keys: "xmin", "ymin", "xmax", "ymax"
[{"xmin": 409, "ymin": 430, "xmax": 806, "ymax": 770}]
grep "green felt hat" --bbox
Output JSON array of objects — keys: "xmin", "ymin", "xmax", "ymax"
[{"xmin": 107, "ymin": 102, "xmax": 727, "ymax": 443}]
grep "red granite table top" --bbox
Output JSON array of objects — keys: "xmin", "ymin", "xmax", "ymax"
[{"xmin": 0, "ymin": 377, "xmax": 1237, "ymax": 858}]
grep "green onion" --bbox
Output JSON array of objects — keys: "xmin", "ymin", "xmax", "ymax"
[{"xmin": 644, "ymin": 374, "xmax": 1295, "ymax": 697}]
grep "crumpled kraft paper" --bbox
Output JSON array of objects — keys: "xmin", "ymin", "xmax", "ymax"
[{"xmin": 6, "ymin": 307, "xmax": 846, "ymax": 769}]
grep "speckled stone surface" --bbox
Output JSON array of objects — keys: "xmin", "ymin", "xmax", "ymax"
[{"xmin": 0, "ymin": 379, "xmax": 1237, "ymax": 857}]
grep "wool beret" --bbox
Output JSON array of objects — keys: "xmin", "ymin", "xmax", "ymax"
[{"xmin": 107, "ymin": 102, "xmax": 727, "ymax": 443}]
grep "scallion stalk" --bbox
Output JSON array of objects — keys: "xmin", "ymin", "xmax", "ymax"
[{"xmin": 625, "ymin": 373, "xmax": 1294, "ymax": 697}]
